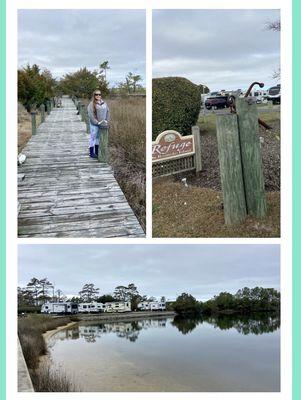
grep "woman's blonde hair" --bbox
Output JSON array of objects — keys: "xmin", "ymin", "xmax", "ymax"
[{"xmin": 91, "ymin": 90, "xmax": 102, "ymax": 117}]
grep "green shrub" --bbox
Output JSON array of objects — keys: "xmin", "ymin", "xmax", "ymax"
[{"xmin": 152, "ymin": 77, "xmax": 201, "ymax": 139}]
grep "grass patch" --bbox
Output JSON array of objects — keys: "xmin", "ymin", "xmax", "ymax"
[
  {"xmin": 31, "ymin": 365, "xmax": 79, "ymax": 392},
  {"xmin": 153, "ymin": 180, "xmax": 280, "ymax": 238},
  {"xmin": 107, "ymin": 97, "xmax": 146, "ymax": 230},
  {"xmin": 197, "ymin": 113, "xmax": 216, "ymax": 136},
  {"xmin": 197, "ymin": 110, "xmax": 280, "ymax": 137},
  {"xmin": 18, "ymin": 314, "xmax": 76, "ymax": 391},
  {"xmin": 18, "ymin": 103, "xmax": 42, "ymax": 153},
  {"xmin": 18, "ymin": 314, "xmax": 71, "ymax": 369}
]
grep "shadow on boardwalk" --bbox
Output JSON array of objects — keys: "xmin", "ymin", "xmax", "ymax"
[{"xmin": 18, "ymin": 97, "xmax": 145, "ymax": 238}]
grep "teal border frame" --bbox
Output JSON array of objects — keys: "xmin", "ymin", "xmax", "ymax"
[
  {"xmin": 0, "ymin": 0, "xmax": 6, "ymax": 397},
  {"xmin": 293, "ymin": 0, "xmax": 300, "ymax": 399},
  {"xmin": 0, "ymin": 3, "xmax": 298, "ymax": 400}
]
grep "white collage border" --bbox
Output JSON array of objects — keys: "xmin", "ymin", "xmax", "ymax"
[{"xmin": 7, "ymin": 0, "xmax": 291, "ymax": 399}]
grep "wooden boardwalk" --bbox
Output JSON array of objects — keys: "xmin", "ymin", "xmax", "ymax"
[{"xmin": 18, "ymin": 97, "xmax": 145, "ymax": 237}]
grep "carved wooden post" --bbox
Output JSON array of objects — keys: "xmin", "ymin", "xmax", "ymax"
[
  {"xmin": 31, "ymin": 111, "xmax": 37, "ymax": 135},
  {"xmin": 236, "ymin": 97, "xmax": 267, "ymax": 217},
  {"xmin": 99, "ymin": 127, "xmax": 109, "ymax": 163},
  {"xmin": 40, "ymin": 104, "xmax": 45, "ymax": 123},
  {"xmin": 216, "ymin": 114, "xmax": 247, "ymax": 225},
  {"xmin": 191, "ymin": 125, "xmax": 202, "ymax": 172}
]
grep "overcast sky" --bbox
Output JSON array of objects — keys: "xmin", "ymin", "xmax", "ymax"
[
  {"xmin": 18, "ymin": 9, "xmax": 146, "ymax": 86},
  {"xmin": 153, "ymin": 9, "xmax": 280, "ymax": 91},
  {"xmin": 18, "ymin": 245, "xmax": 280, "ymax": 301}
]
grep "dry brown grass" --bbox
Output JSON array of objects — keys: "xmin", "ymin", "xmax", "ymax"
[
  {"xmin": 18, "ymin": 315, "xmax": 71, "ymax": 370},
  {"xmin": 31, "ymin": 365, "xmax": 79, "ymax": 392},
  {"xmin": 153, "ymin": 180, "xmax": 280, "ymax": 238},
  {"xmin": 107, "ymin": 97, "xmax": 146, "ymax": 230},
  {"xmin": 18, "ymin": 103, "xmax": 42, "ymax": 153}
]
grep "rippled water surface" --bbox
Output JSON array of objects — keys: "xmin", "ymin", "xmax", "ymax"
[{"xmin": 48, "ymin": 314, "xmax": 280, "ymax": 392}]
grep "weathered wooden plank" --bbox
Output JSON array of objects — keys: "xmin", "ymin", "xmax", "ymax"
[
  {"xmin": 236, "ymin": 97, "xmax": 267, "ymax": 218},
  {"xmin": 18, "ymin": 97, "xmax": 144, "ymax": 237},
  {"xmin": 18, "ymin": 215, "xmax": 140, "ymax": 235},
  {"xmin": 216, "ymin": 113, "xmax": 247, "ymax": 225}
]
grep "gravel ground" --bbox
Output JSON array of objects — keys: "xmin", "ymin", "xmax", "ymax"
[{"xmin": 173, "ymin": 121, "xmax": 280, "ymax": 192}]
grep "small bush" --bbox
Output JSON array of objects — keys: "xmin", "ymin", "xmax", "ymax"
[
  {"xmin": 152, "ymin": 77, "xmax": 201, "ymax": 139},
  {"xmin": 31, "ymin": 365, "xmax": 79, "ymax": 392}
]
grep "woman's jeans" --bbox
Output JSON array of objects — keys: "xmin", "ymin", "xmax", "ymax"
[{"xmin": 89, "ymin": 124, "xmax": 100, "ymax": 147}]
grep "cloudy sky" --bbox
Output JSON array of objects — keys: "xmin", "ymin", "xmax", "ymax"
[
  {"xmin": 18, "ymin": 244, "xmax": 280, "ymax": 301},
  {"xmin": 153, "ymin": 9, "xmax": 280, "ymax": 91},
  {"xmin": 18, "ymin": 9, "xmax": 146, "ymax": 86}
]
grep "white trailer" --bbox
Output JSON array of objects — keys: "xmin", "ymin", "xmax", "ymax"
[
  {"xmin": 41, "ymin": 302, "xmax": 78, "ymax": 315},
  {"xmin": 137, "ymin": 301, "xmax": 166, "ymax": 311},
  {"xmin": 78, "ymin": 302, "xmax": 106, "ymax": 313},
  {"xmin": 105, "ymin": 301, "xmax": 131, "ymax": 313}
]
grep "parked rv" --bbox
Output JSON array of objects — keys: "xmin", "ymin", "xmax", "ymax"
[
  {"xmin": 267, "ymin": 84, "xmax": 281, "ymax": 104},
  {"xmin": 78, "ymin": 302, "xmax": 106, "ymax": 313},
  {"xmin": 137, "ymin": 301, "xmax": 166, "ymax": 311},
  {"xmin": 41, "ymin": 302, "xmax": 78, "ymax": 315},
  {"xmin": 105, "ymin": 301, "xmax": 131, "ymax": 313},
  {"xmin": 251, "ymin": 89, "xmax": 268, "ymax": 104}
]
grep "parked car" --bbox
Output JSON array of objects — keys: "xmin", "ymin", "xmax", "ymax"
[
  {"xmin": 205, "ymin": 95, "xmax": 229, "ymax": 110},
  {"xmin": 267, "ymin": 84, "xmax": 281, "ymax": 104}
]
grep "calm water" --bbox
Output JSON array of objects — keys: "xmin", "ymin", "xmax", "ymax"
[{"xmin": 48, "ymin": 314, "xmax": 280, "ymax": 392}]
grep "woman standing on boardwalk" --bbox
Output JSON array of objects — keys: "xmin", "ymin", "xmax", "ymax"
[{"xmin": 87, "ymin": 90, "xmax": 110, "ymax": 159}]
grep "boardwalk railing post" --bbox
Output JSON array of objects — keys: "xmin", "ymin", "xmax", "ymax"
[
  {"xmin": 236, "ymin": 97, "xmax": 267, "ymax": 217},
  {"xmin": 191, "ymin": 125, "xmax": 202, "ymax": 172},
  {"xmin": 30, "ymin": 111, "xmax": 37, "ymax": 135},
  {"xmin": 99, "ymin": 127, "xmax": 109, "ymax": 163},
  {"xmin": 216, "ymin": 114, "xmax": 247, "ymax": 225},
  {"xmin": 40, "ymin": 104, "xmax": 45, "ymax": 123},
  {"xmin": 46, "ymin": 101, "xmax": 51, "ymax": 115},
  {"xmin": 80, "ymin": 104, "xmax": 85, "ymax": 122},
  {"xmin": 83, "ymin": 108, "xmax": 89, "ymax": 133},
  {"xmin": 77, "ymin": 100, "xmax": 81, "ymax": 116}
]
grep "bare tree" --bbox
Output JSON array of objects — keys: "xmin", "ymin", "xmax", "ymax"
[{"xmin": 265, "ymin": 20, "xmax": 281, "ymax": 32}]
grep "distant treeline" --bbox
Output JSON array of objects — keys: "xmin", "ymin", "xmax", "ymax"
[
  {"xmin": 18, "ymin": 62, "xmax": 145, "ymax": 111},
  {"xmin": 172, "ymin": 287, "xmax": 280, "ymax": 316}
]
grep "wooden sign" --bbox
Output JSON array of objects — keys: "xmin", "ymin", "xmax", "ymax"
[{"xmin": 152, "ymin": 130, "xmax": 195, "ymax": 162}]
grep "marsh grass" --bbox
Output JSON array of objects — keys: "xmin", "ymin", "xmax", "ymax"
[
  {"xmin": 18, "ymin": 314, "xmax": 72, "ymax": 386},
  {"xmin": 31, "ymin": 365, "xmax": 80, "ymax": 392},
  {"xmin": 18, "ymin": 103, "xmax": 42, "ymax": 153},
  {"xmin": 107, "ymin": 97, "xmax": 146, "ymax": 230}
]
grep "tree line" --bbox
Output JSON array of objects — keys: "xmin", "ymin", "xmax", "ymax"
[
  {"xmin": 18, "ymin": 60, "xmax": 144, "ymax": 111},
  {"xmin": 18, "ymin": 278, "xmax": 166, "ymax": 312},
  {"xmin": 173, "ymin": 287, "xmax": 280, "ymax": 316},
  {"xmin": 18, "ymin": 277, "xmax": 280, "ymax": 317}
]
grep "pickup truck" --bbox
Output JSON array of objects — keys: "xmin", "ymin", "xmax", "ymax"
[{"xmin": 205, "ymin": 95, "xmax": 229, "ymax": 110}]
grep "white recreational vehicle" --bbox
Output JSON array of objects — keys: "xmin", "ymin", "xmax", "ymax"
[
  {"xmin": 105, "ymin": 301, "xmax": 131, "ymax": 313},
  {"xmin": 41, "ymin": 302, "xmax": 78, "ymax": 315},
  {"xmin": 77, "ymin": 301, "xmax": 131, "ymax": 313},
  {"xmin": 78, "ymin": 302, "xmax": 106, "ymax": 313},
  {"xmin": 137, "ymin": 301, "xmax": 166, "ymax": 311}
]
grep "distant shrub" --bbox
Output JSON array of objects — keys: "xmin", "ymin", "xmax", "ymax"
[{"xmin": 152, "ymin": 77, "xmax": 201, "ymax": 139}]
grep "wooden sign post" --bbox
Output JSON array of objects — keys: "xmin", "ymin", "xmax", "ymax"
[
  {"xmin": 99, "ymin": 127, "xmax": 109, "ymax": 163},
  {"xmin": 216, "ymin": 114, "xmax": 247, "ymax": 225},
  {"xmin": 216, "ymin": 98, "xmax": 267, "ymax": 225},
  {"xmin": 236, "ymin": 98, "xmax": 267, "ymax": 217}
]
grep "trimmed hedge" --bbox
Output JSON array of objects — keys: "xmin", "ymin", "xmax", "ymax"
[{"xmin": 152, "ymin": 77, "xmax": 201, "ymax": 139}]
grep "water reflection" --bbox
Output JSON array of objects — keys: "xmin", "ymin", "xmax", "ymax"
[
  {"xmin": 54, "ymin": 313, "xmax": 280, "ymax": 344},
  {"xmin": 172, "ymin": 313, "xmax": 280, "ymax": 336}
]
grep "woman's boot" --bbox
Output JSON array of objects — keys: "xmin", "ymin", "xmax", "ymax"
[
  {"xmin": 94, "ymin": 145, "xmax": 99, "ymax": 157},
  {"xmin": 89, "ymin": 147, "xmax": 97, "ymax": 159}
]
